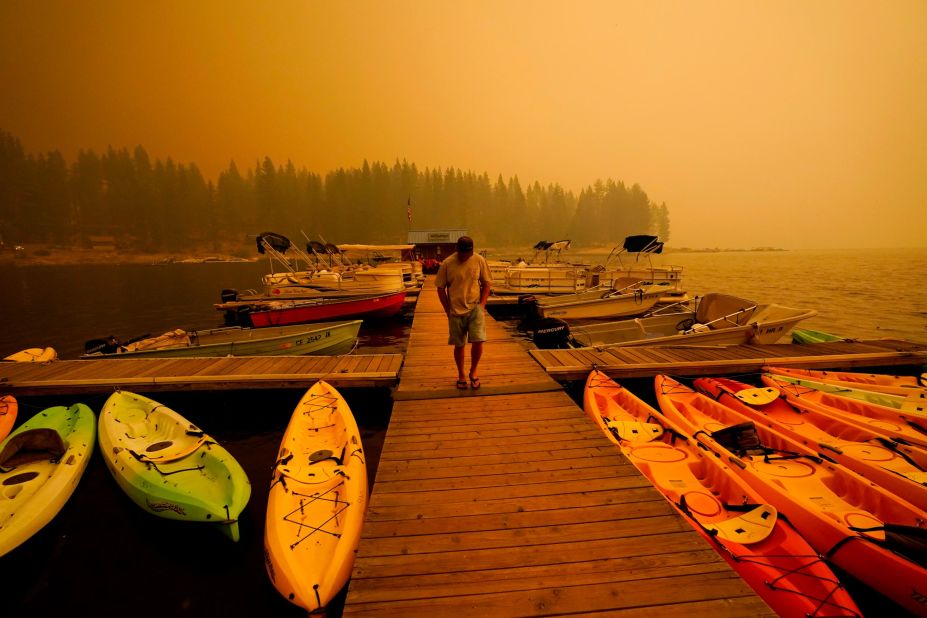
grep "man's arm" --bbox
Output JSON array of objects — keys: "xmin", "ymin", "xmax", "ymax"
[
  {"xmin": 479, "ymin": 277, "xmax": 491, "ymax": 308},
  {"xmin": 437, "ymin": 285, "xmax": 450, "ymax": 314},
  {"xmin": 479, "ymin": 258, "xmax": 492, "ymax": 308},
  {"xmin": 435, "ymin": 261, "xmax": 450, "ymax": 314}
]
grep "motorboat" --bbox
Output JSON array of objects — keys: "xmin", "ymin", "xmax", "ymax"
[
  {"xmin": 487, "ymin": 240, "xmax": 588, "ymax": 295},
  {"xmin": 530, "ymin": 283, "xmax": 666, "ymax": 320},
  {"xmin": 81, "ymin": 320, "xmax": 363, "ymax": 358},
  {"xmin": 535, "ymin": 292, "xmax": 816, "ymax": 348},
  {"xmin": 246, "ymin": 290, "xmax": 407, "ymax": 327},
  {"xmin": 586, "ymin": 235, "xmax": 683, "ymax": 289}
]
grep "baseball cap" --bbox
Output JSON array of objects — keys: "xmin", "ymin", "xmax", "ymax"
[{"xmin": 456, "ymin": 236, "xmax": 474, "ymax": 252}]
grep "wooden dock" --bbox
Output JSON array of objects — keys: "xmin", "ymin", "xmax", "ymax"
[
  {"xmin": 343, "ymin": 278, "xmax": 771, "ymax": 616},
  {"xmin": 530, "ymin": 338, "xmax": 927, "ymax": 382},
  {"xmin": 0, "ymin": 354, "xmax": 402, "ymax": 395}
]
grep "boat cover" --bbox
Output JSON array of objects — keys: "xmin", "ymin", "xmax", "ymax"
[
  {"xmin": 337, "ymin": 244, "xmax": 415, "ymax": 251},
  {"xmin": 307, "ymin": 240, "xmax": 327, "ymax": 254},
  {"xmin": 257, "ymin": 232, "xmax": 291, "ymax": 254},
  {"xmin": 623, "ymin": 235, "xmax": 663, "ymax": 254}
]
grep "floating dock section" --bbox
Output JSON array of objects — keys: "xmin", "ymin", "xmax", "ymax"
[
  {"xmin": 529, "ymin": 338, "xmax": 927, "ymax": 381},
  {"xmin": 0, "ymin": 354, "xmax": 402, "ymax": 395}
]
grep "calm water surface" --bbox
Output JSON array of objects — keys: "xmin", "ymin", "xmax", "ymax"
[{"xmin": 0, "ymin": 249, "xmax": 924, "ymax": 616}]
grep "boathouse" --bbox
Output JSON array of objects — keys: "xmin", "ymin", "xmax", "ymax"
[{"xmin": 407, "ymin": 229, "xmax": 467, "ymax": 261}]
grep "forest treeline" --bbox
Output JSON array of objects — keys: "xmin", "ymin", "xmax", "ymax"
[{"xmin": 0, "ymin": 129, "xmax": 670, "ymax": 252}]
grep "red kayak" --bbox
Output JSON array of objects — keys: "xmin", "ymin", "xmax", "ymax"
[
  {"xmin": 585, "ymin": 370, "xmax": 861, "ymax": 618},
  {"xmin": 694, "ymin": 376, "xmax": 927, "ymax": 513},
  {"xmin": 248, "ymin": 290, "xmax": 406, "ymax": 327},
  {"xmin": 656, "ymin": 374, "xmax": 927, "ymax": 617}
]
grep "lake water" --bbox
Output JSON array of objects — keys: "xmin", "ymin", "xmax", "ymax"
[{"xmin": 1, "ymin": 248, "xmax": 924, "ymax": 617}]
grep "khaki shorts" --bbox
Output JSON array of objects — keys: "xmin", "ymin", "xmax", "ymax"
[{"xmin": 447, "ymin": 305, "xmax": 487, "ymax": 347}]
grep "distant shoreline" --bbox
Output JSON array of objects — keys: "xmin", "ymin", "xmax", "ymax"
[
  {"xmin": 0, "ymin": 244, "xmax": 258, "ymax": 267},
  {"xmin": 483, "ymin": 245, "xmax": 789, "ymax": 260},
  {"xmin": 1, "ymin": 243, "xmax": 790, "ymax": 267}
]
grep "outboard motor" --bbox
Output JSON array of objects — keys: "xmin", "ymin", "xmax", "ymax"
[
  {"xmin": 532, "ymin": 318, "xmax": 573, "ymax": 349},
  {"xmin": 517, "ymin": 294, "xmax": 541, "ymax": 319},
  {"xmin": 220, "ymin": 288, "xmax": 239, "ymax": 303},
  {"xmin": 84, "ymin": 337, "xmax": 120, "ymax": 355}
]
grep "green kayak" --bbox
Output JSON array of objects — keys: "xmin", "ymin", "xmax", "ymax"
[
  {"xmin": 0, "ymin": 403, "xmax": 96, "ymax": 557},
  {"xmin": 791, "ymin": 328, "xmax": 842, "ymax": 344},
  {"xmin": 98, "ymin": 391, "xmax": 251, "ymax": 541},
  {"xmin": 764, "ymin": 372, "xmax": 916, "ymax": 411}
]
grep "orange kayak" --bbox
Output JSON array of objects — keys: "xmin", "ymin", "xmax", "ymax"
[
  {"xmin": 585, "ymin": 370, "xmax": 861, "ymax": 618},
  {"xmin": 762, "ymin": 373, "xmax": 927, "ymax": 451},
  {"xmin": 656, "ymin": 374, "xmax": 927, "ymax": 616},
  {"xmin": 695, "ymin": 376, "xmax": 927, "ymax": 513},
  {"xmin": 0, "ymin": 395, "xmax": 16, "ymax": 441},
  {"xmin": 764, "ymin": 366, "xmax": 926, "ymax": 397}
]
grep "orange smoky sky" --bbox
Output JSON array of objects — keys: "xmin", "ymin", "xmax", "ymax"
[{"xmin": 1, "ymin": 0, "xmax": 925, "ymax": 249}]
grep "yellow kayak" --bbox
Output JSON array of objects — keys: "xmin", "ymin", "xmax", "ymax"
[
  {"xmin": 3, "ymin": 347, "xmax": 57, "ymax": 362},
  {"xmin": 0, "ymin": 403, "xmax": 96, "ymax": 557},
  {"xmin": 264, "ymin": 380, "xmax": 368, "ymax": 613}
]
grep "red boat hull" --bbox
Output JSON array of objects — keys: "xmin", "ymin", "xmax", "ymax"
[{"xmin": 249, "ymin": 291, "xmax": 406, "ymax": 327}]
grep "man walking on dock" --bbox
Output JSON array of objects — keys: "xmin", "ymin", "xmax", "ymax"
[{"xmin": 435, "ymin": 236, "xmax": 492, "ymax": 390}]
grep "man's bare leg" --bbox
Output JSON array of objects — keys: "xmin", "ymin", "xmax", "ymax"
[
  {"xmin": 469, "ymin": 341, "xmax": 484, "ymax": 383},
  {"xmin": 454, "ymin": 345, "xmax": 467, "ymax": 384}
]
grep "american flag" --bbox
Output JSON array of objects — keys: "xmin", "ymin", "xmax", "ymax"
[{"xmin": 407, "ymin": 196, "xmax": 413, "ymax": 223}]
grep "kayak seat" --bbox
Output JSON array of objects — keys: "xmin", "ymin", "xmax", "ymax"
[
  {"xmin": 133, "ymin": 434, "xmax": 208, "ymax": 463},
  {"xmin": 276, "ymin": 443, "xmax": 348, "ymax": 485},
  {"xmin": 733, "ymin": 387, "xmax": 779, "ymax": 406},
  {"xmin": 119, "ymin": 422, "xmax": 208, "ymax": 462},
  {"xmin": 0, "ymin": 428, "xmax": 66, "ymax": 467},
  {"xmin": 705, "ymin": 504, "xmax": 778, "ymax": 545},
  {"xmin": 901, "ymin": 470, "xmax": 927, "ymax": 484},
  {"xmin": 605, "ymin": 419, "xmax": 663, "ymax": 444},
  {"xmin": 711, "ymin": 422, "xmax": 764, "ymax": 455}
]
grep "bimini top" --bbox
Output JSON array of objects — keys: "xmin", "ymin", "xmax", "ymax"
[
  {"xmin": 338, "ymin": 244, "xmax": 415, "ymax": 252},
  {"xmin": 533, "ymin": 240, "xmax": 572, "ymax": 251},
  {"xmin": 307, "ymin": 240, "xmax": 327, "ymax": 254},
  {"xmin": 623, "ymin": 235, "xmax": 663, "ymax": 254},
  {"xmin": 257, "ymin": 232, "xmax": 292, "ymax": 254}
]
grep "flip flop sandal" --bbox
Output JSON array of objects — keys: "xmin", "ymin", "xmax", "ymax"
[
  {"xmin": 469, "ymin": 376, "xmax": 481, "ymax": 390},
  {"xmin": 456, "ymin": 379, "xmax": 469, "ymax": 390}
]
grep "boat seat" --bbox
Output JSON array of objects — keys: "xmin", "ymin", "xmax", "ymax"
[
  {"xmin": 704, "ymin": 504, "xmax": 778, "ymax": 545},
  {"xmin": 275, "ymin": 446, "xmax": 345, "ymax": 485},
  {"xmin": 711, "ymin": 422, "xmax": 764, "ymax": 455},
  {"xmin": 733, "ymin": 387, "xmax": 780, "ymax": 406},
  {"xmin": 120, "ymin": 425, "xmax": 209, "ymax": 463},
  {"xmin": 605, "ymin": 419, "xmax": 663, "ymax": 444},
  {"xmin": 0, "ymin": 428, "xmax": 66, "ymax": 466}
]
